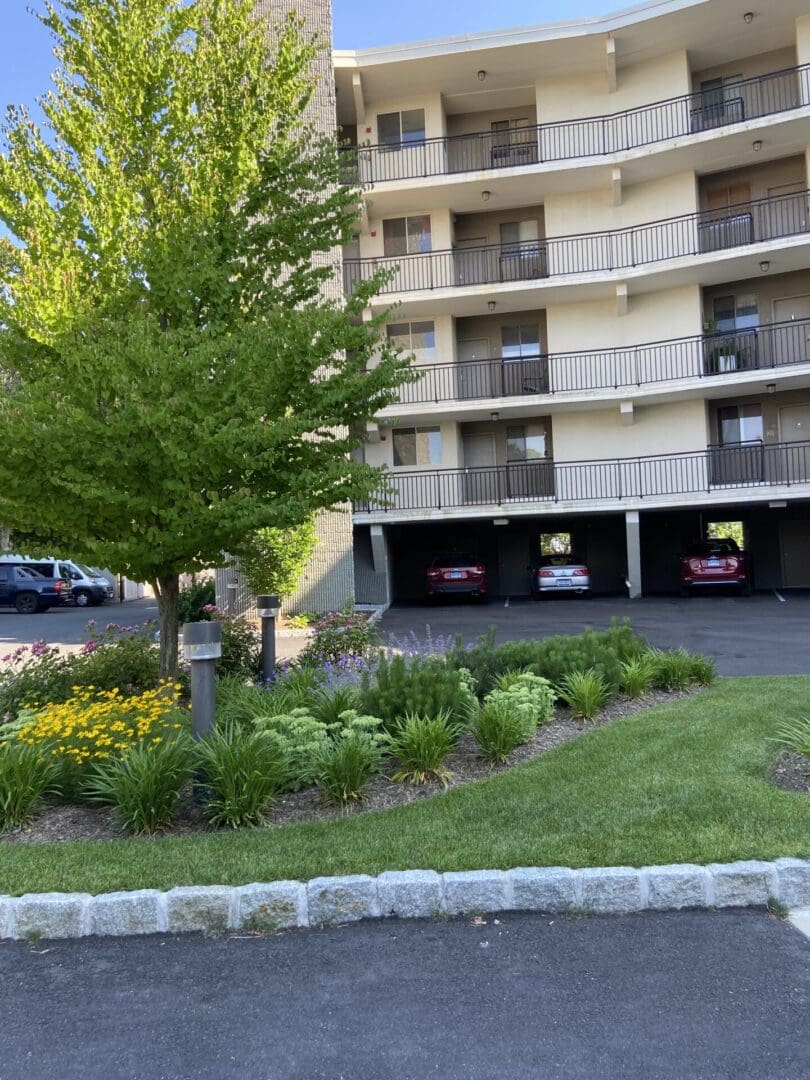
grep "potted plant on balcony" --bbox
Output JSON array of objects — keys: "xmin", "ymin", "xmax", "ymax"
[{"xmin": 703, "ymin": 322, "xmax": 753, "ymax": 374}]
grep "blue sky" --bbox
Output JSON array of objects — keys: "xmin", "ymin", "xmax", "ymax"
[{"xmin": 0, "ymin": 1, "xmax": 624, "ymax": 113}]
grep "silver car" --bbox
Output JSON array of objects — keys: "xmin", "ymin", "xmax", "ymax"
[{"xmin": 532, "ymin": 555, "xmax": 591, "ymax": 597}]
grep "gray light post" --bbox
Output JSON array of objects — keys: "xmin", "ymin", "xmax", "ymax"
[
  {"xmin": 182, "ymin": 621, "xmax": 222, "ymax": 738},
  {"xmin": 257, "ymin": 595, "xmax": 281, "ymax": 683},
  {"xmin": 226, "ymin": 579, "xmax": 239, "ymax": 617}
]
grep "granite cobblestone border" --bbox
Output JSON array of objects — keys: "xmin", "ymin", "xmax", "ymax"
[{"xmin": 2, "ymin": 858, "xmax": 809, "ymax": 940}]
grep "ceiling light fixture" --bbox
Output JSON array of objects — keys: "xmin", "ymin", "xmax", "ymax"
[
  {"xmin": 744, "ymin": 11, "xmax": 754, "ymax": 23},
  {"xmin": 490, "ymin": 411, "xmax": 500, "ymax": 422},
  {"xmin": 481, "ymin": 190, "xmax": 491, "ymax": 202},
  {"xmin": 752, "ymin": 139, "xmax": 762, "ymax": 152},
  {"xmin": 760, "ymin": 260, "xmax": 770, "ymax": 272},
  {"xmin": 488, "ymin": 300, "xmax": 496, "ymax": 312},
  {"xmin": 766, "ymin": 383, "xmax": 776, "ymax": 394},
  {"xmin": 477, "ymin": 69, "xmax": 487, "ymax": 81}
]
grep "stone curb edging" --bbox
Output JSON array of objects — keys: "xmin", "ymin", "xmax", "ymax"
[{"xmin": 2, "ymin": 859, "xmax": 809, "ymax": 940}]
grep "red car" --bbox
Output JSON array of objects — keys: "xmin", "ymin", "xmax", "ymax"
[
  {"xmin": 679, "ymin": 538, "xmax": 751, "ymax": 595},
  {"xmin": 426, "ymin": 553, "xmax": 487, "ymax": 601}
]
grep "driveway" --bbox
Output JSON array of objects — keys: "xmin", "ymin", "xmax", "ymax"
[
  {"xmin": 1, "ymin": 910, "xmax": 808, "ymax": 1080},
  {"xmin": 378, "ymin": 594, "xmax": 810, "ymax": 676}
]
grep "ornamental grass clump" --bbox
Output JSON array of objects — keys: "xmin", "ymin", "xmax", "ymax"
[
  {"xmin": 772, "ymin": 716, "xmax": 810, "ymax": 762},
  {"xmin": 620, "ymin": 655, "xmax": 656, "ymax": 699},
  {"xmin": 558, "ymin": 668, "xmax": 613, "ymax": 721},
  {"xmin": 314, "ymin": 712, "xmax": 390, "ymax": 804},
  {"xmin": 195, "ymin": 723, "xmax": 288, "ymax": 828},
  {"xmin": 389, "ymin": 710, "xmax": 463, "ymax": 786},
  {"xmin": 360, "ymin": 653, "xmax": 477, "ymax": 731},
  {"xmin": 650, "ymin": 648, "xmax": 695, "ymax": 692},
  {"xmin": 0, "ymin": 741, "xmax": 60, "ymax": 831},
  {"xmin": 85, "ymin": 734, "xmax": 194, "ymax": 834},
  {"xmin": 472, "ymin": 701, "xmax": 527, "ymax": 765}
]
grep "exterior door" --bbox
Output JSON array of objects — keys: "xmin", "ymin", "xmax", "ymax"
[
  {"xmin": 779, "ymin": 404, "xmax": 810, "ymax": 483},
  {"xmin": 497, "ymin": 530, "xmax": 531, "ymax": 596},
  {"xmin": 462, "ymin": 434, "xmax": 497, "ymax": 505},
  {"xmin": 457, "ymin": 338, "xmax": 493, "ymax": 399},
  {"xmin": 771, "ymin": 296, "xmax": 810, "ymax": 370},
  {"xmin": 455, "ymin": 236, "xmax": 489, "ymax": 285},
  {"xmin": 780, "ymin": 521, "xmax": 810, "ymax": 587}
]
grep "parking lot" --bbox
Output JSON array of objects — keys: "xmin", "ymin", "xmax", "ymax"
[{"xmin": 378, "ymin": 592, "xmax": 810, "ymax": 676}]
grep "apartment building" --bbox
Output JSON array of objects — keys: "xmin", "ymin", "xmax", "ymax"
[{"xmin": 334, "ymin": 0, "xmax": 810, "ymax": 603}]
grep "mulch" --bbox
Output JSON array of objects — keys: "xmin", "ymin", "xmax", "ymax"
[
  {"xmin": 1, "ymin": 687, "xmax": 702, "ymax": 846},
  {"xmin": 767, "ymin": 750, "xmax": 810, "ymax": 795}
]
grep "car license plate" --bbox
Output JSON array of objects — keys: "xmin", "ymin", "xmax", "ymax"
[
  {"xmin": 449, "ymin": 570, "xmax": 464, "ymax": 580},
  {"xmin": 557, "ymin": 578, "xmax": 571, "ymax": 587},
  {"xmin": 707, "ymin": 558, "xmax": 720, "ymax": 567}
]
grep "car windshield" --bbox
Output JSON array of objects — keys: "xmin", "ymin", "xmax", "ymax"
[
  {"xmin": 74, "ymin": 563, "xmax": 96, "ymax": 576},
  {"xmin": 687, "ymin": 540, "xmax": 739, "ymax": 556},
  {"xmin": 431, "ymin": 553, "xmax": 478, "ymax": 568}
]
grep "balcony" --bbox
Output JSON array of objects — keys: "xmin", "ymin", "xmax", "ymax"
[
  {"xmin": 353, "ymin": 65, "xmax": 809, "ymax": 185},
  {"xmin": 387, "ymin": 317, "xmax": 810, "ymax": 407},
  {"xmin": 354, "ymin": 439, "xmax": 810, "ymax": 516},
  {"xmin": 344, "ymin": 189, "xmax": 810, "ymax": 297}
]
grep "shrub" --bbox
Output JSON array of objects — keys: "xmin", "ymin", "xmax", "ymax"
[
  {"xmin": 177, "ymin": 578, "xmax": 216, "ymax": 625},
  {"xmin": 0, "ymin": 741, "xmax": 59, "ymax": 830},
  {"xmin": 216, "ymin": 676, "xmax": 276, "ymax": 727},
  {"xmin": 773, "ymin": 716, "xmax": 810, "ymax": 761},
  {"xmin": 216, "ymin": 615, "xmax": 261, "ymax": 678},
  {"xmin": 307, "ymin": 684, "xmax": 361, "ymax": 726},
  {"xmin": 485, "ymin": 672, "xmax": 556, "ymax": 739},
  {"xmin": 558, "ymin": 668, "xmax": 613, "ymax": 720},
  {"xmin": 687, "ymin": 653, "xmax": 717, "ymax": 686},
  {"xmin": 360, "ymin": 653, "xmax": 477, "ymax": 732},
  {"xmin": 389, "ymin": 710, "xmax": 462, "ymax": 785},
  {"xmin": 314, "ymin": 715, "xmax": 390, "ymax": 804},
  {"xmin": 286, "ymin": 611, "xmax": 317, "ymax": 629},
  {"xmin": 650, "ymin": 648, "xmax": 694, "ymax": 692},
  {"xmin": 195, "ymin": 723, "xmax": 288, "ymax": 828},
  {"xmin": 85, "ymin": 734, "xmax": 193, "ymax": 834},
  {"xmin": 472, "ymin": 701, "xmax": 527, "ymax": 765},
  {"xmin": 239, "ymin": 516, "xmax": 318, "ymax": 600},
  {"xmin": 620, "ymin": 655, "xmax": 656, "ymax": 699},
  {"xmin": 252, "ymin": 708, "xmax": 331, "ymax": 790},
  {"xmin": 299, "ymin": 607, "xmax": 374, "ymax": 666}
]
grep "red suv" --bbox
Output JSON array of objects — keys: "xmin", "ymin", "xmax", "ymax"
[
  {"xmin": 679, "ymin": 538, "xmax": 751, "ymax": 595},
  {"xmin": 426, "ymin": 553, "xmax": 487, "ymax": 601}
]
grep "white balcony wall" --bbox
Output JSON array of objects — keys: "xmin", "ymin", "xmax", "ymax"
[
  {"xmin": 552, "ymin": 399, "xmax": 709, "ymax": 463},
  {"xmin": 357, "ymin": 92, "xmax": 446, "ymax": 183},
  {"xmin": 363, "ymin": 419, "xmax": 462, "ymax": 470}
]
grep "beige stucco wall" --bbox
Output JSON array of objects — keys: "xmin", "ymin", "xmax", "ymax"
[
  {"xmin": 798, "ymin": 15, "xmax": 810, "ymax": 67},
  {"xmin": 693, "ymin": 46, "xmax": 796, "ymax": 88},
  {"xmin": 552, "ymin": 399, "xmax": 709, "ymax": 462},
  {"xmin": 544, "ymin": 171, "xmax": 697, "ymax": 238},
  {"xmin": 546, "ymin": 286, "xmax": 702, "ymax": 354},
  {"xmin": 697, "ymin": 155, "xmax": 806, "ymax": 208},
  {"xmin": 359, "ymin": 91, "xmax": 445, "ymax": 143},
  {"xmin": 703, "ymin": 269, "xmax": 810, "ymax": 326},
  {"xmin": 446, "ymin": 104, "xmax": 538, "ymax": 139},
  {"xmin": 364, "ymin": 419, "xmax": 462, "ymax": 470}
]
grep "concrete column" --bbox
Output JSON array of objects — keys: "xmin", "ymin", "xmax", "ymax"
[
  {"xmin": 369, "ymin": 524, "xmax": 392, "ymax": 606},
  {"xmin": 625, "ymin": 510, "xmax": 642, "ymax": 599}
]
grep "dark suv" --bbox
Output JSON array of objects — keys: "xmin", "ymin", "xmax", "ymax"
[
  {"xmin": 679, "ymin": 538, "xmax": 751, "ymax": 595},
  {"xmin": 0, "ymin": 564, "xmax": 73, "ymax": 613}
]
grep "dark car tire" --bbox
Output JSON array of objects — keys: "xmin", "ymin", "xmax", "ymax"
[
  {"xmin": 15, "ymin": 592, "xmax": 39, "ymax": 615},
  {"xmin": 73, "ymin": 589, "xmax": 91, "ymax": 608}
]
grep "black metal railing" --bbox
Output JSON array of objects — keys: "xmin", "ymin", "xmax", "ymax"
[
  {"xmin": 354, "ymin": 439, "xmax": 810, "ymax": 513},
  {"xmin": 343, "ymin": 189, "xmax": 810, "ymax": 296},
  {"xmin": 389, "ymin": 318, "xmax": 810, "ymax": 406},
  {"xmin": 353, "ymin": 64, "xmax": 809, "ymax": 183}
]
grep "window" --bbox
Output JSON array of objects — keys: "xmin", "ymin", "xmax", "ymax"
[
  {"xmin": 377, "ymin": 109, "xmax": 426, "ymax": 148},
  {"xmin": 392, "ymin": 426, "xmax": 442, "ymax": 467},
  {"xmin": 506, "ymin": 422, "xmax": 547, "ymax": 461},
  {"xmin": 386, "ymin": 321, "xmax": 436, "ymax": 362},
  {"xmin": 707, "ymin": 520, "xmax": 745, "ymax": 548},
  {"xmin": 698, "ymin": 75, "xmax": 744, "ymax": 125},
  {"xmin": 383, "ymin": 216, "xmax": 432, "ymax": 257},
  {"xmin": 501, "ymin": 325, "xmax": 540, "ymax": 358},
  {"xmin": 491, "ymin": 118, "xmax": 529, "ymax": 145},
  {"xmin": 540, "ymin": 532, "xmax": 572, "ymax": 556},
  {"xmin": 718, "ymin": 404, "xmax": 763, "ymax": 445},
  {"xmin": 712, "ymin": 294, "xmax": 758, "ymax": 332},
  {"xmin": 500, "ymin": 220, "xmax": 539, "ymax": 253}
]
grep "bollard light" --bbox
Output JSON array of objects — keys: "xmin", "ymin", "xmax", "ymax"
[
  {"xmin": 183, "ymin": 621, "xmax": 222, "ymax": 738},
  {"xmin": 226, "ymin": 579, "xmax": 239, "ymax": 616},
  {"xmin": 256, "ymin": 594, "xmax": 281, "ymax": 683}
]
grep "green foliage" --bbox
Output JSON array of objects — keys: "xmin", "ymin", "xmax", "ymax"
[
  {"xmin": 239, "ymin": 516, "xmax": 318, "ymax": 600},
  {"xmin": 85, "ymin": 735, "xmax": 194, "ymax": 834},
  {"xmin": 485, "ymin": 673, "xmax": 556, "ymax": 739},
  {"xmin": 285, "ymin": 612, "xmax": 318, "ymax": 629},
  {"xmin": 389, "ymin": 711, "xmax": 462, "ymax": 786},
  {"xmin": 314, "ymin": 715, "xmax": 390, "ymax": 804},
  {"xmin": 177, "ymin": 579, "xmax": 216, "ymax": 625},
  {"xmin": 687, "ymin": 653, "xmax": 717, "ymax": 687},
  {"xmin": 0, "ymin": 0, "xmax": 411, "ymax": 677},
  {"xmin": 448, "ymin": 620, "xmax": 647, "ymax": 698},
  {"xmin": 0, "ymin": 741, "xmax": 59, "ymax": 831},
  {"xmin": 650, "ymin": 649, "xmax": 695, "ymax": 692},
  {"xmin": 360, "ymin": 654, "xmax": 477, "ymax": 732},
  {"xmin": 620, "ymin": 655, "xmax": 656, "ymax": 699},
  {"xmin": 472, "ymin": 702, "xmax": 528, "ymax": 765},
  {"xmin": 307, "ymin": 684, "xmax": 361, "ymax": 726},
  {"xmin": 558, "ymin": 669, "xmax": 613, "ymax": 721},
  {"xmin": 772, "ymin": 716, "xmax": 810, "ymax": 760},
  {"xmin": 251, "ymin": 708, "xmax": 331, "ymax": 791},
  {"xmin": 299, "ymin": 609, "xmax": 375, "ymax": 666},
  {"xmin": 216, "ymin": 616, "xmax": 261, "ymax": 679},
  {"xmin": 194, "ymin": 723, "xmax": 287, "ymax": 828}
]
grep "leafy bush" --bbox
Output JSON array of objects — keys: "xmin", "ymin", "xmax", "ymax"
[
  {"xmin": 447, "ymin": 620, "xmax": 647, "ymax": 698},
  {"xmin": 85, "ymin": 735, "xmax": 193, "ymax": 834},
  {"xmin": 0, "ymin": 741, "xmax": 59, "ymax": 830},
  {"xmin": 360, "ymin": 653, "xmax": 477, "ymax": 732},
  {"xmin": 216, "ymin": 676, "xmax": 276, "ymax": 727},
  {"xmin": 773, "ymin": 716, "xmax": 810, "ymax": 760},
  {"xmin": 252, "ymin": 708, "xmax": 331, "ymax": 790},
  {"xmin": 650, "ymin": 648, "xmax": 694, "ymax": 692},
  {"xmin": 216, "ymin": 615, "xmax": 261, "ymax": 678},
  {"xmin": 195, "ymin": 723, "xmax": 288, "ymax": 828},
  {"xmin": 389, "ymin": 710, "xmax": 462, "ymax": 785},
  {"xmin": 558, "ymin": 669, "xmax": 613, "ymax": 720},
  {"xmin": 177, "ymin": 578, "xmax": 216, "ymax": 625},
  {"xmin": 314, "ymin": 714, "xmax": 390, "ymax": 804},
  {"xmin": 472, "ymin": 701, "xmax": 527, "ymax": 765},
  {"xmin": 486, "ymin": 672, "xmax": 556, "ymax": 739},
  {"xmin": 299, "ymin": 607, "xmax": 374, "ymax": 666},
  {"xmin": 239, "ymin": 516, "xmax": 318, "ymax": 600},
  {"xmin": 307, "ymin": 684, "xmax": 361, "ymax": 726},
  {"xmin": 286, "ymin": 611, "xmax": 317, "ymax": 629},
  {"xmin": 687, "ymin": 653, "xmax": 717, "ymax": 686},
  {"xmin": 620, "ymin": 655, "xmax": 656, "ymax": 699}
]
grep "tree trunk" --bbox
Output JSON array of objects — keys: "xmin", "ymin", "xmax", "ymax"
[
  {"xmin": 154, "ymin": 573, "xmax": 181, "ymax": 679},
  {"xmin": 0, "ymin": 526, "xmax": 10, "ymax": 552}
]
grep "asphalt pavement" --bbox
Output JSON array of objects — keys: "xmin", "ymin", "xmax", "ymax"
[
  {"xmin": 378, "ymin": 593, "xmax": 810, "ymax": 676},
  {"xmin": 2, "ymin": 910, "xmax": 808, "ymax": 1080}
]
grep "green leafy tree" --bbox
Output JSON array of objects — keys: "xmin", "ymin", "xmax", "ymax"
[
  {"xmin": 0, "ymin": 0, "xmax": 408, "ymax": 675},
  {"xmin": 239, "ymin": 515, "xmax": 318, "ymax": 602}
]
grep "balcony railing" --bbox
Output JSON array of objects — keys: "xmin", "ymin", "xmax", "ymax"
[
  {"xmin": 389, "ymin": 318, "xmax": 810, "ymax": 406},
  {"xmin": 343, "ymin": 189, "xmax": 810, "ymax": 296},
  {"xmin": 354, "ymin": 439, "xmax": 810, "ymax": 513},
  {"xmin": 353, "ymin": 64, "xmax": 809, "ymax": 183}
]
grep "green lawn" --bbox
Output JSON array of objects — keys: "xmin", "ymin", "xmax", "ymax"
[{"xmin": 2, "ymin": 676, "xmax": 809, "ymax": 896}]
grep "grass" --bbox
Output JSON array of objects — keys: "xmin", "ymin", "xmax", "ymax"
[{"xmin": 2, "ymin": 676, "xmax": 809, "ymax": 895}]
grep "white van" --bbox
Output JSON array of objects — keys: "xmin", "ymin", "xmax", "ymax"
[{"xmin": 0, "ymin": 556, "xmax": 115, "ymax": 607}]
